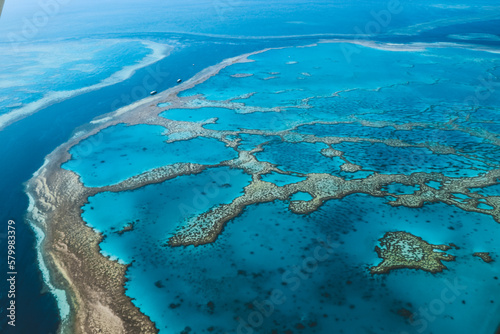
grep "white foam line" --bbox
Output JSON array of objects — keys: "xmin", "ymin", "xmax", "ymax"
[
  {"xmin": 84, "ymin": 40, "xmax": 500, "ymax": 133},
  {"xmin": 27, "ymin": 193, "xmax": 71, "ymax": 323},
  {"xmin": 90, "ymin": 116, "xmax": 112, "ymax": 125},
  {"xmin": 32, "ymin": 157, "xmax": 49, "ymax": 179},
  {"xmin": 319, "ymin": 39, "xmax": 500, "ymax": 53},
  {"xmin": 0, "ymin": 39, "xmax": 172, "ymax": 131},
  {"xmin": 448, "ymin": 33, "xmax": 500, "ymax": 42},
  {"xmin": 152, "ymin": 31, "xmax": 368, "ymax": 40},
  {"xmin": 320, "ymin": 39, "xmax": 428, "ymax": 51}
]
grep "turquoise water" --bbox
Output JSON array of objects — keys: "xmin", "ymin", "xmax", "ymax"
[
  {"xmin": 261, "ymin": 172, "xmax": 307, "ymax": 186},
  {"xmin": 76, "ymin": 42, "xmax": 500, "ymax": 334},
  {"xmin": 336, "ymin": 141, "xmax": 491, "ymax": 177},
  {"xmin": 290, "ymin": 191, "xmax": 314, "ymax": 201},
  {"xmin": 82, "ymin": 166, "xmax": 252, "ymax": 260},
  {"xmin": 0, "ymin": 39, "xmax": 157, "ymax": 118},
  {"xmin": 179, "ymin": 44, "xmax": 436, "ymax": 104},
  {"xmin": 83, "ymin": 192, "xmax": 500, "ymax": 333},
  {"xmin": 2, "ymin": 1, "xmax": 500, "ymax": 333},
  {"xmin": 179, "ymin": 44, "xmax": 500, "ymax": 118},
  {"xmin": 256, "ymin": 140, "xmax": 345, "ymax": 175},
  {"xmin": 299, "ymin": 123, "xmax": 500, "ymax": 168},
  {"xmin": 63, "ymin": 124, "xmax": 238, "ymax": 187},
  {"xmin": 238, "ymin": 134, "xmax": 282, "ymax": 151},
  {"xmin": 297, "ymin": 123, "xmax": 397, "ymax": 139},
  {"xmin": 471, "ymin": 184, "xmax": 500, "ymax": 197},
  {"xmin": 161, "ymin": 107, "xmax": 305, "ymax": 132}
]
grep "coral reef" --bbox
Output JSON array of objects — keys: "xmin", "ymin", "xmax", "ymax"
[{"xmin": 370, "ymin": 231, "xmax": 455, "ymax": 274}]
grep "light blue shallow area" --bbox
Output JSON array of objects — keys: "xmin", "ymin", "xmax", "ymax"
[
  {"xmin": 161, "ymin": 107, "xmax": 303, "ymax": 131},
  {"xmin": 426, "ymin": 181, "xmax": 442, "ymax": 189},
  {"xmin": 290, "ymin": 191, "xmax": 314, "ymax": 201},
  {"xmin": 335, "ymin": 141, "xmax": 492, "ymax": 177},
  {"xmin": 73, "ymin": 42, "xmax": 500, "ymax": 334},
  {"xmin": 261, "ymin": 172, "xmax": 307, "ymax": 186},
  {"xmin": 471, "ymin": 184, "xmax": 500, "ymax": 197},
  {"xmin": 256, "ymin": 140, "xmax": 345, "ymax": 175},
  {"xmin": 82, "ymin": 192, "xmax": 500, "ymax": 333},
  {"xmin": 478, "ymin": 203, "xmax": 495, "ymax": 210},
  {"xmin": 179, "ymin": 43, "xmax": 438, "ymax": 106},
  {"xmin": 81, "ymin": 166, "xmax": 252, "ymax": 262},
  {"xmin": 0, "ymin": 40, "xmax": 151, "ymax": 116},
  {"xmin": 179, "ymin": 44, "xmax": 500, "ymax": 117},
  {"xmin": 63, "ymin": 124, "xmax": 237, "ymax": 187},
  {"xmin": 160, "ymin": 107, "xmax": 222, "ymax": 123}
]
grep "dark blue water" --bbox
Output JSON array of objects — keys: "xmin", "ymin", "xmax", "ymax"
[
  {"xmin": 1, "ymin": 1, "xmax": 499, "ymax": 332},
  {"xmin": 0, "ymin": 34, "xmax": 280, "ymax": 333}
]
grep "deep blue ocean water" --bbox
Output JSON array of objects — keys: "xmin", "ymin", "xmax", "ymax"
[
  {"xmin": 1, "ymin": 0, "xmax": 500, "ymax": 333},
  {"xmin": 0, "ymin": 29, "xmax": 283, "ymax": 334}
]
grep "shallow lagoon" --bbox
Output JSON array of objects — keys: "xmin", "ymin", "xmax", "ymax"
[
  {"xmin": 335, "ymin": 141, "xmax": 491, "ymax": 177},
  {"xmin": 161, "ymin": 107, "xmax": 305, "ymax": 132},
  {"xmin": 77, "ymin": 42, "xmax": 500, "ymax": 333},
  {"xmin": 63, "ymin": 124, "xmax": 238, "ymax": 187},
  {"xmin": 83, "ymin": 192, "xmax": 500, "ymax": 333},
  {"xmin": 256, "ymin": 140, "xmax": 345, "ymax": 175},
  {"xmin": 261, "ymin": 172, "xmax": 307, "ymax": 186}
]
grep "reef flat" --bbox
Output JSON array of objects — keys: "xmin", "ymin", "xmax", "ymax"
[
  {"xmin": 25, "ymin": 49, "xmax": 272, "ymax": 334},
  {"xmin": 27, "ymin": 41, "xmax": 500, "ymax": 333},
  {"xmin": 473, "ymin": 252, "xmax": 494, "ymax": 263},
  {"xmin": 370, "ymin": 231, "xmax": 455, "ymax": 274}
]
